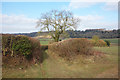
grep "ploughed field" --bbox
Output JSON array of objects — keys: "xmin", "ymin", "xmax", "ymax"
[{"xmin": 2, "ymin": 38, "xmax": 119, "ymax": 78}]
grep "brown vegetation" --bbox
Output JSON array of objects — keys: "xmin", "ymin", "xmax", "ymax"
[
  {"xmin": 48, "ymin": 38, "xmax": 94, "ymax": 60},
  {"xmin": 90, "ymin": 39, "xmax": 107, "ymax": 47},
  {"xmin": 91, "ymin": 35, "xmax": 107, "ymax": 47}
]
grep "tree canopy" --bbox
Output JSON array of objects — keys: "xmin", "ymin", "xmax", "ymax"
[{"xmin": 36, "ymin": 10, "xmax": 80, "ymax": 42}]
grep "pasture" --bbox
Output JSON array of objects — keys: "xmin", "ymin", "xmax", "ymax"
[
  {"xmin": 2, "ymin": 38, "xmax": 118, "ymax": 78},
  {"xmin": 103, "ymin": 38, "xmax": 118, "ymax": 44},
  {"xmin": 39, "ymin": 39, "xmax": 52, "ymax": 45}
]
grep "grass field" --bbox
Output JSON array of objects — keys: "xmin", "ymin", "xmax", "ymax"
[
  {"xmin": 102, "ymin": 38, "xmax": 118, "ymax": 44},
  {"xmin": 2, "ymin": 39, "xmax": 118, "ymax": 78},
  {"xmin": 39, "ymin": 39, "xmax": 52, "ymax": 45}
]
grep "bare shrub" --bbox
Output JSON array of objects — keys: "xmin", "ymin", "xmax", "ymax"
[{"xmin": 48, "ymin": 38, "xmax": 93, "ymax": 60}]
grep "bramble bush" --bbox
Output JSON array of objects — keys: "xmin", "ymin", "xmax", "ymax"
[
  {"xmin": 2, "ymin": 35, "xmax": 33, "ymax": 57},
  {"xmin": 48, "ymin": 38, "xmax": 93, "ymax": 60},
  {"xmin": 12, "ymin": 35, "xmax": 33, "ymax": 57},
  {"xmin": 2, "ymin": 34, "xmax": 43, "ymax": 68}
]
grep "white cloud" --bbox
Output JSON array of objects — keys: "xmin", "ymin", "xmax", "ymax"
[
  {"xmin": 69, "ymin": 0, "xmax": 118, "ymax": 11},
  {"xmin": 68, "ymin": 1, "xmax": 118, "ymax": 30},
  {"xmin": 0, "ymin": 14, "xmax": 39, "ymax": 33},
  {"xmin": 79, "ymin": 21, "xmax": 118, "ymax": 30},
  {"xmin": 103, "ymin": 2, "xmax": 118, "ymax": 11},
  {"xmin": 69, "ymin": 1, "xmax": 97, "ymax": 9},
  {"xmin": 76, "ymin": 15, "xmax": 104, "ymax": 21},
  {"xmin": 75, "ymin": 15, "xmax": 118, "ymax": 30},
  {"xmin": 0, "ymin": 14, "xmax": 118, "ymax": 33}
]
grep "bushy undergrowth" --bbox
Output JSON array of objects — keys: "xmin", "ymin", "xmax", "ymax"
[
  {"xmin": 91, "ymin": 35, "xmax": 107, "ymax": 47},
  {"xmin": 2, "ymin": 35, "xmax": 33, "ymax": 57},
  {"xmin": 90, "ymin": 39, "xmax": 107, "ymax": 47},
  {"xmin": 2, "ymin": 34, "xmax": 43, "ymax": 68},
  {"xmin": 48, "ymin": 38, "xmax": 93, "ymax": 60}
]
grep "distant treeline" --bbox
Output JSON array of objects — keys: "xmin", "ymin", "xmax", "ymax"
[
  {"xmin": 14, "ymin": 32, "xmax": 49, "ymax": 37},
  {"xmin": 12, "ymin": 29, "xmax": 120, "ymax": 39},
  {"xmin": 67, "ymin": 29, "xmax": 120, "ymax": 39}
]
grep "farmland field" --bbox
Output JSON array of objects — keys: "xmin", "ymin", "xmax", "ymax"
[
  {"xmin": 39, "ymin": 39, "xmax": 52, "ymax": 45},
  {"xmin": 102, "ymin": 38, "xmax": 118, "ymax": 44},
  {"xmin": 2, "ymin": 38, "xmax": 119, "ymax": 78}
]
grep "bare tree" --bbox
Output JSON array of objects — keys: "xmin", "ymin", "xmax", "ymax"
[{"xmin": 36, "ymin": 10, "xmax": 80, "ymax": 42}]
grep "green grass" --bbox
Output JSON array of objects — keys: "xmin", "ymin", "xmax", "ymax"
[
  {"xmin": 39, "ymin": 39, "xmax": 52, "ymax": 45},
  {"xmin": 2, "ymin": 64, "xmax": 43, "ymax": 78},
  {"xmin": 94, "ymin": 46, "xmax": 118, "ymax": 55},
  {"xmin": 94, "ymin": 46, "xmax": 118, "ymax": 64},
  {"xmin": 40, "ymin": 40, "xmax": 49, "ymax": 45},
  {"xmin": 102, "ymin": 38, "xmax": 118, "ymax": 44}
]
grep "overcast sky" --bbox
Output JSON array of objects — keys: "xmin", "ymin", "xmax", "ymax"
[{"xmin": 1, "ymin": 0, "xmax": 118, "ymax": 33}]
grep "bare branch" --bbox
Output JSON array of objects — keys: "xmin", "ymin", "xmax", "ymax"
[{"xmin": 36, "ymin": 9, "xmax": 80, "ymax": 42}]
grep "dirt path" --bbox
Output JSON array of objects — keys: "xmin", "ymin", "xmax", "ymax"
[{"xmin": 96, "ymin": 67, "xmax": 118, "ymax": 78}]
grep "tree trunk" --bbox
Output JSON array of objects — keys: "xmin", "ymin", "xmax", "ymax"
[{"xmin": 54, "ymin": 33, "xmax": 60, "ymax": 42}]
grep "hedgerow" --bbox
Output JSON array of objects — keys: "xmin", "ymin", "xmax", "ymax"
[
  {"xmin": 2, "ymin": 35, "xmax": 33, "ymax": 57},
  {"xmin": 2, "ymin": 34, "xmax": 43, "ymax": 68}
]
